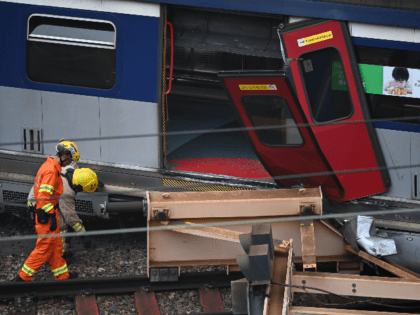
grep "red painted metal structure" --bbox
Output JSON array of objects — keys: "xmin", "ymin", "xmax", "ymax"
[
  {"xmin": 165, "ymin": 21, "xmax": 174, "ymax": 95},
  {"xmin": 220, "ymin": 75, "xmax": 343, "ymax": 198},
  {"xmin": 281, "ymin": 20, "xmax": 387, "ymax": 201},
  {"xmin": 219, "ymin": 20, "xmax": 388, "ymax": 202}
]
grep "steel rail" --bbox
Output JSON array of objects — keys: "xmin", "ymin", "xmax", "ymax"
[{"xmin": 0, "ymin": 271, "xmax": 243, "ymax": 299}]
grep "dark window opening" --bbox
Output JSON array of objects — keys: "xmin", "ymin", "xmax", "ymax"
[
  {"xmin": 241, "ymin": 95, "xmax": 303, "ymax": 146},
  {"xmin": 167, "ymin": 46, "xmax": 283, "ymax": 81},
  {"xmin": 26, "ymin": 15, "xmax": 116, "ymax": 90},
  {"xmin": 299, "ymin": 47, "xmax": 353, "ymax": 124}
]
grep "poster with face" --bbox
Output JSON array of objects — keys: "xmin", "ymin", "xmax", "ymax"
[
  {"xmin": 382, "ymin": 66, "xmax": 413, "ymax": 96},
  {"xmin": 334, "ymin": 63, "xmax": 420, "ymax": 98}
]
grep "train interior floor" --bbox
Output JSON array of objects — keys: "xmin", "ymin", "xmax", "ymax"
[{"xmin": 165, "ymin": 97, "xmax": 272, "ymax": 180}]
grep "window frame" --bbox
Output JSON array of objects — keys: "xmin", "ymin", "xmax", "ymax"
[
  {"xmin": 22, "ymin": 11, "xmax": 122, "ymax": 96},
  {"xmin": 27, "ymin": 14, "xmax": 117, "ymax": 49},
  {"xmin": 240, "ymin": 94, "xmax": 305, "ymax": 148},
  {"xmin": 298, "ymin": 46, "xmax": 355, "ymax": 125}
]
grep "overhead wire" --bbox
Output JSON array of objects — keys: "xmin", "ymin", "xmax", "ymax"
[
  {"xmin": 0, "ymin": 109, "xmax": 418, "ymax": 204},
  {"xmin": 2, "ymin": 110, "xmax": 420, "ymax": 305},
  {"xmin": 0, "ymin": 113, "xmax": 419, "ymax": 148},
  {"xmin": 0, "ymin": 108, "xmax": 417, "ymax": 206},
  {"xmin": 1, "ymin": 113, "xmax": 420, "ymax": 240},
  {"xmin": 1, "ymin": 160, "xmax": 420, "ymax": 206},
  {"xmin": 2, "ymin": 206, "xmax": 420, "ymax": 242}
]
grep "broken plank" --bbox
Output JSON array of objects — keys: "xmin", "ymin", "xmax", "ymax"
[{"xmin": 345, "ymin": 244, "xmax": 420, "ymax": 280}]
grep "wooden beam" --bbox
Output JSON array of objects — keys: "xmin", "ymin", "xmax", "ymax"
[
  {"xmin": 294, "ymin": 255, "xmax": 356, "ymax": 263},
  {"xmin": 300, "ymin": 220, "xmax": 316, "ymax": 271},
  {"xmin": 383, "ymin": 258, "xmax": 420, "ymax": 280},
  {"xmin": 293, "ymin": 272, "xmax": 420, "ymax": 300},
  {"xmin": 345, "ymin": 244, "xmax": 420, "ymax": 280},
  {"xmin": 265, "ymin": 242, "xmax": 292, "ymax": 315}
]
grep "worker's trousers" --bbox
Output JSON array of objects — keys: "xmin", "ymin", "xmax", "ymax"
[{"xmin": 19, "ymin": 211, "xmax": 70, "ymax": 281}]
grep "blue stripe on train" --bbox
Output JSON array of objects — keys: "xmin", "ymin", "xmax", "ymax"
[
  {"xmin": 353, "ymin": 37, "xmax": 420, "ymax": 52},
  {"xmin": 145, "ymin": 0, "xmax": 420, "ymax": 29},
  {"xmin": 374, "ymin": 121, "xmax": 420, "ymax": 133},
  {"xmin": 0, "ymin": 1, "xmax": 159, "ymax": 103}
]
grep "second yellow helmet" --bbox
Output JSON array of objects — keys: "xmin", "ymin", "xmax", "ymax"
[{"xmin": 73, "ymin": 168, "xmax": 98, "ymax": 193}]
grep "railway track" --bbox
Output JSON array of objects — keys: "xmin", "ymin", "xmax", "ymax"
[{"xmin": 0, "ymin": 271, "xmax": 242, "ymax": 314}]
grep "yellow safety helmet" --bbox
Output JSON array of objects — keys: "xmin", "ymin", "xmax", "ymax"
[
  {"xmin": 73, "ymin": 168, "xmax": 98, "ymax": 193},
  {"xmin": 56, "ymin": 139, "xmax": 80, "ymax": 165}
]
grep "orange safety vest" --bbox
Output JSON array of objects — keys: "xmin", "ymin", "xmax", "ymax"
[{"xmin": 33, "ymin": 157, "xmax": 63, "ymax": 213}]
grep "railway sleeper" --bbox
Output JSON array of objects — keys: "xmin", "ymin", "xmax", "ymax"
[{"xmin": 6, "ymin": 288, "xmax": 230, "ymax": 315}]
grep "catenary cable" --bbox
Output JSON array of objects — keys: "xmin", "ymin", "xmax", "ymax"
[
  {"xmin": 2, "ymin": 160, "xmax": 419, "ymax": 206},
  {"xmin": 0, "ymin": 114, "xmax": 419, "ymax": 148},
  {"xmin": 1, "ymin": 206, "xmax": 420, "ymax": 242}
]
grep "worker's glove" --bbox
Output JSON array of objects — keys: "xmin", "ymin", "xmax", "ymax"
[
  {"xmin": 36, "ymin": 208, "xmax": 48, "ymax": 224},
  {"xmin": 48, "ymin": 213, "xmax": 58, "ymax": 232}
]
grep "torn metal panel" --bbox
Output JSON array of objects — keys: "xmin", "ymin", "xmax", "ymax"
[
  {"xmin": 341, "ymin": 216, "xmax": 397, "ymax": 257},
  {"xmin": 357, "ymin": 216, "xmax": 397, "ymax": 256}
]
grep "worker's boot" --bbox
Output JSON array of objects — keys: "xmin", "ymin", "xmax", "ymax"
[
  {"xmin": 62, "ymin": 250, "xmax": 74, "ymax": 266},
  {"xmin": 68, "ymin": 272, "xmax": 78, "ymax": 279},
  {"xmin": 13, "ymin": 274, "xmax": 25, "ymax": 282}
]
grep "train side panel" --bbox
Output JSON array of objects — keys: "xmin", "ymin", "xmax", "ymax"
[{"xmin": 0, "ymin": 0, "xmax": 162, "ymax": 168}]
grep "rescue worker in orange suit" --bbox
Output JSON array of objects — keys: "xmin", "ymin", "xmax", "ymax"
[
  {"xmin": 14, "ymin": 140, "xmax": 80, "ymax": 281},
  {"xmin": 27, "ymin": 166, "xmax": 99, "ymax": 257}
]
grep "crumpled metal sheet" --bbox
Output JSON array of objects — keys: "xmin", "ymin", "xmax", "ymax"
[{"xmin": 356, "ymin": 216, "xmax": 397, "ymax": 257}]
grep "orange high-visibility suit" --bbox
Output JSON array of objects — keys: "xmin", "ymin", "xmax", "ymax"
[{"xmin": 19, "ymin": 157, "xmax": 70, "ymax": 281}]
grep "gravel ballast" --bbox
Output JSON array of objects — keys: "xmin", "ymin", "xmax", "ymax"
[{"xmin": 0, "ymin": 213, "xmax": 234, "ymax": 314}]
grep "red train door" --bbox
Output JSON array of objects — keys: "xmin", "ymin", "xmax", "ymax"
[{"xmin": 219, "ymin": 20, "xmax": 389, "ymax": 202}]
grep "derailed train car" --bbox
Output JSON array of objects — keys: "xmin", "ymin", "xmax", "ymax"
[{"xmin": 1, "ymin": 1, "xmax": 420, "ymax": 247}]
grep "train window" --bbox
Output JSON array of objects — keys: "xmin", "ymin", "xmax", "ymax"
[
  {"xmin": 26, "ymin": 14, "xmax": 116, "ymax": 89},
  {"xmin": 354, "ymin": 45, "xmax": 420, "ymax": 125},
  {"xmin": 241, "ymin": 95, "xmax": 303, "ymax": 146},
  {"xmin": 299, "ymin": 47, "xmax": 353, "ymax": 124}
]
